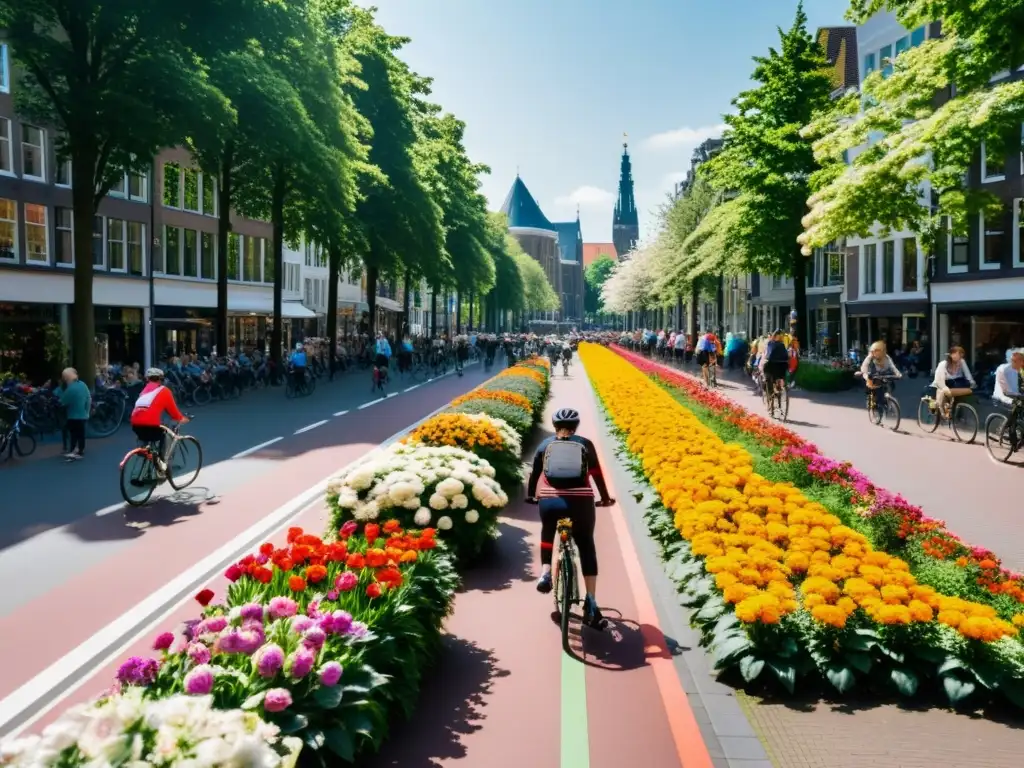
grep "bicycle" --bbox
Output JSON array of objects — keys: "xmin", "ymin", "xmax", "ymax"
[
  {"xmin": 916, "ymin": 385, "xmax": 979, "ymax": 443},
  {"xmin": 985, "ymin": 393, "xmax": 1024, "ymax": 463},
  {"xmin": 561, "ymin": 357, "xmax": 570, "ymax": 377},
  {"xmin": 285, "ymin": 368, "xmax": 316, "ymax": 399},
  {"xmin": 859, "ymin": 373, "xmax": 902, "ymax": 431},
  {"xmin": 371, "ymin": 361, "xmax": 389, "ymax": 393},
  {"xmin": 119, "ymin": 418, "xmax": 203, "ymax": 507},
  {"xmin": 765, "ymin": 372, "xmax": 789, "ymax": 422},
  {"xmin": 0, "ymin": 405, "xmax": 36, "ymax": 462}
]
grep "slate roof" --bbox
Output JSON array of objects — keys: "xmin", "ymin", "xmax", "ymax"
[
  {"xmin": 499, "ymin": 176, "xmax": 555, "ymax": 231},
  {"xmin": 552, "ymin": 221, "xmax": 581, "ymax": 263},
  {"xmin": 582, "ymin": 242, "xmax": 617, "ymax": 267},
  {"xmin": 817, "ymin": 26, "xmax": 859, "ymax": 92}
]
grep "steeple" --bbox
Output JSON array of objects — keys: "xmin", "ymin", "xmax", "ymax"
[{"xmin": 612, "ymin": 135, "xmax": 639, "ymax": 258}]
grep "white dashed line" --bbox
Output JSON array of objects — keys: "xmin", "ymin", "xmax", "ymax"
[
  {"xmin": 358, "ymin": 397, "xmax": 384, "ymax": 410},
  {"xmin": 386, "ymin": 392, "xmax": 398, "ymax": 398},
  {"xmin": 404, "ymin": 384, "xmax": 420, "ymax": 392},
  {"xmin": 333, "ymin": 409, "xmax": 349, "ymax": 417},
  {"xmin": 294, "ymin": 420, "xmax": 328, "ymax": 435},
  {"xmin": 232, "ymin": 437, "xmax": 283, "ymax": 459}
]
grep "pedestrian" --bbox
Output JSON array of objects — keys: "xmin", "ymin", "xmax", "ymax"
[{"xmin": 58, "ymin": 367, "xmax": 91, "ymax": 461}]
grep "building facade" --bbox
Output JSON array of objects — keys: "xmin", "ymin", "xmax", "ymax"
[{"xmin": 553, "ymin": 216, "xmax": 584, "ymax": 326}]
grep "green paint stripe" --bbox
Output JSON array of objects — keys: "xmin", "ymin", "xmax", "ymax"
[{"xmin": 561, "ymin": 648, "xmax": 591, "ymax": 768}]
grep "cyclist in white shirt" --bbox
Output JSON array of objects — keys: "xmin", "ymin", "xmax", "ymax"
[{"xmin": 993, "ymin": 350, "xmax": 1024, "ymax": 407}]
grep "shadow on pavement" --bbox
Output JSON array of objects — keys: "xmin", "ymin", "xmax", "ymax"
[
  {"xmin": 461, "ymin": 522, "xmax": 533, "ymax": 594},
  {"xmin": 361, "ymin": 636, "xmax": 510, "ymax": 768},
  {"xmin": 65, "ymin": 487, "xmax": 215, "ymax": 543},
  {"xmin": 569, "ymin": 609, "xmax": 688, "ymax": 672}
]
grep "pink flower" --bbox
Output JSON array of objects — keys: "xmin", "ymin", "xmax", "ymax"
[
  {"xmin": 152, "ymin": 632, "xmax": 175, "ymax": 651},
  {"xmin": 184, "ymin": 664, "xmax": 215, "ymax": 695},
  {"xmin": 326, "ymin": 590, "xmax": 339, "ymax": 601},
  {"xmin": 187, "ymin": 643, "xmax": 211, "ymax": 665},
  {"xmin": 303, "ymin": 627, "xmax": 327, "ymax": 650},
  {"xmin": 264, "ymin": 688, "xmax": 293, "ymax": 713},
  {"xmin": 267, "ymin": 597, "xmax": 298, "ymax": 620},
  {"xmin": 201, "ymin": 616, "xmax": 228, "ymax": 634},
  {"xmin": 319, "ymin": 661, "xmax": 343, "ymax": 687},
  {"xmin": 240, "ymin": 603, "xmax": 264, "ymax": 622},
  {"xmin": 334, "ymin": 571, "xmax": 358, "ymax": 592},
  {"xmin": 291, "ymin": 616, "xmax": 314, "ymax": 635},
  {"xmin": 339, "ymin": 521, "xmax": 358, "ymax": 539},
  {"xmin": 288, "ymin": 649, "xmax": 316, "ymax": 679},
  {"xmin": 255, "ymin": 643, "xmax": 285, "ymax": 678}
]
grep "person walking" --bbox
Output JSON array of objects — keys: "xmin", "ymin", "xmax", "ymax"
[{"xmin": 58, "ymin": 367, "xmax": 91, "ymax": 461}]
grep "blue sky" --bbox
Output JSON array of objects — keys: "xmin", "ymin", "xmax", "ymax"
[{"xmin": 366, "ymin": 0, "xmax": 851, "ymax": 243}]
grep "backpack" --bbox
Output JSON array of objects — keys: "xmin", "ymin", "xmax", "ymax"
[{"xmin": 543, "ymin": 439, "xmax": 589, "ymax": 489}]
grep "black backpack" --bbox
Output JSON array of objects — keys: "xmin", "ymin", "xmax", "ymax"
[{"xmin": 543, "ymin": 439, "xmax": 588, "ymax": 489}]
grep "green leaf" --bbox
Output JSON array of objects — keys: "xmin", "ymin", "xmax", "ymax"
[
  {"xmin": 845, "ymin": 651, "xmax": 872, "ymax": 675},
  {"xmin": 890, "ymin": 667, "xmax": 918, "ymax": 697},
  {"xmin": 777, "ymin": 637, "xmax": 799, "ymax": 659},
  {"xmin": 325, "ymin": 727, "xmax": 355, "ymax": 762},
  {"xmin": 695, "ymin": 599, "xmax": 726, "ymax": 623},
  {"xmin": 942, "ymin": 675, "xmax": 977, "ymax": 705},
  {"xmin": 825, "ymin": 664, "xmax": 856, "ymax": 694},
  {"xmin": 937, "ymin": 656, "xmax": 967, "ymax": 676},
  {"xmin": 842, "ymin": 633, "xmax": 877, "ymax": 653},
  {"xmin": 347, "ymin": 711, "xmax": 376, "ymax": 738},
  {"xmin": 303, "ymin": 729, "xmax": 325, "ymax": 751},
  {"xmin": 739, "ymin": 655, "xmax": 765, "ymax": 683},
  {"xmin": 276, "ymin": 713, "xmax": 310, "ymax": 735},
  {"xmin": 998, "ymin": 678, "xmax": 1024, "ymax": 708},
  {"xmin": 712, "ymin": 634, "xmax": 754, "ymax": 669},
  {"xmin": 241, "ymin": 692, "xmax": 264, "ymax": 711},
  {"xmin": 767, "ymin": 660, "xmax": 796, "ymax": 693},
  {"xmin": 877, "ymin": 644, "xmax": 905, "ymax": 664},
  {"xmin": 314, "ymin": 684, "xmax": 345, "ymax": 710},
  {"xmin": 713, "ymin": 613, "xmax": 741, "ymax": 637}
]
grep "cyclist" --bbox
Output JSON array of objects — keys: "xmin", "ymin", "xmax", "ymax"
[
  {"xmin": 373, "ymin": 332, "xmax": 392, "ymax": 391},
  {"xmin": 455, "ymin": 335, "xmax": 469, "ymax": 376},
  {"xmin": 993, "ymin": 350, "xmax": 1024, "ymax": 408},
  {"xmin": 289, "ymin": 343, "xmax": 307, "ymax": 392},
  {"xmin": 695, "ymin": 331, "xmax": 718, "ymax": 387},
  {"xmin": 760, "ymin": 329, "xmax": 790, "ymax": 403},
  {"xmin": 525, "ymin": 408, "xmax": 615, "ymax": 629},
  {"xmin": 561, "ymin": 341, "xmax": 573, "ymax": 376},
  {"xmin": 859, "ymin": 341, "xmax": 901, "ymax": 415},
  {"xmin": 931, "ymin": 345, "xmax": 976, "ymax": 419},
  {"xmin": 547, "ymin": 338, "xmax": 561, "ymax": 369},
  {"xmin": 130, "ymin": 367, "xmax": 189, "ymax": 475}
]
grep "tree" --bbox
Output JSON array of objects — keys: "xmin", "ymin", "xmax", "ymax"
[
  {"xmin": 584, "ymin": 254, "xmax": 616, "ymax": 316},
  {"xmin": 512, "ymin": 247, "xmax": 558, "ymax": 314},
  {"xmin": 1, "ymin": 0, "xmax": 237, "ymax": 382},
  {"xmin": 704, "ymin": 2, "xmax": 834, "ymax": 345},
  {"xmin": 601, "ymin": 246, "xmax": 657, "ymax": 315}
]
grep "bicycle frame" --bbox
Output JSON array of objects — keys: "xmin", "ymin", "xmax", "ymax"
[{"xmin": 554, "ymin": 517, "xmax": 579, "ymax": 653}]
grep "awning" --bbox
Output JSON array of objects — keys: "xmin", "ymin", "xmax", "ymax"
[
  {"xmin": 228, "ymin": 295, "xmax": 317, "ymax": 319},
  {"xmin": 373, "ymin": 296, "xmax": 402, "ymax": 313}
]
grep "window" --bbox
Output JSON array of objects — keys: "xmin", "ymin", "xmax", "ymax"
[
  {"xmin": 109, "ymin": 172, "xmax": 128, "ymax": 197},
  {"xmin": 0, "ymin": 43, "xmax": 8, "ymax": 93},
  {"xmin": 228, "ymin": 232, "xmax": 240, "ymax": 280},
  {"xmin": 23, "ymin": 204, "xmax": 48, "ymax": 263},
  {"xmin": 880, "ymin": 44, "xmax": 893, "ymax": 77},
  {"xmin": 864, "ymin": 243, "xmax": 877, "ymax": 293},
  {"xmin": 182, "ymin": 167, "xmax": 200, "ymax": 212},
  {"xmin": 863, "ymin": 53, "xmax": 876, "ymax": 79},
  {"xmin": 304, "ymin": 277, "xmax": 313, "ymax": 306},
  {"xmin": 56, "ymin": 208, "xmax": 73, "ymax": 266},
  {"xmin": 981, "ymin": 208, "xmax": 1005, "ymax": 268},
  {"xmin": 949, "ymin": 219, "xmax": 969, "ymax": 271},
  {"xmin": 201, "ymin": 173, "xmax": 216, "ymax": 216},
  {"xmin": 129, "ymin": 171, "xmax": 147, "ymax": 201},
  {"xmin": 21, "ymin": 125, "xmax": 45, "ymax": 181},
  {"xmin": 243, "ymin": 236, "xmax": 259, "ymax": 282},
  {"xmin": 0, "ymin": 198, "xmax": 15, "ymax": 260},
  {"xmin": 200, "ymin": 231, "xmax": 215, "ymax": 279},
  {"xmin": 127, "ymin": 222, "xmax": 144, "ymax": 276},
  {"xmin": 183, "ymin": 229, "xmax": 198, "ymax": 277},
  {"xmin": 827, "ymin": 249, "xmax": 844, "ymax": 285},
  {"xmin": 92, "ymin": 216, "xmax": 104, "ymax": 267},
  {"xmin": 894, "ymin": 36, "xmax": 909, "ymax": 58},
  {"xmin": 56, "ymin": 157, "xmax": 71, "ymax": 186},
  {"xmin": 107, "ymin": 218, "xmax": 126, "ymax": 271},
  {"xmin": 0, "ymin": 118, "xmax": 11, "ymax": 175},
  {"xmin": 882, "ymin": 240, "xmax": 895, "ymax": 293},
  {"xmin": 262, "ymin": 238, "xmax": 273, "ymax": 283},
  {"xmin": 163, "ymin": 163, "xmax": 181, "ymax": 207},
  {"xmin": 165, "ymin": 225, "xmax": 181, "ymax": 275},
  {"xmin": 910, "ymin": 26, "xmax": 926, "ymax": 47},
  {"xmin": 901, "ymin": 237, "xmax": 918, "ymax": 291},
  {"xmin": 981, "ymin": 139, "xmax": 1006, "ymax": 181}
]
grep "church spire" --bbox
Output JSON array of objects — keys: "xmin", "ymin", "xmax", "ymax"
[{"xmin": 612, "ymin": 134, "xmax": 639, "ymax": 258}]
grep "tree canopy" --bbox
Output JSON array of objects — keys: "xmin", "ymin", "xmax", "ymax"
[{"xmin": 584, "ymin": 254, "xmax": 616, "ymax": 315}]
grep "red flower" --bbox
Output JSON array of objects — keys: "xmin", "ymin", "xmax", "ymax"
[
  {"xmin": 383, "ymin": 520, "xmax": 401, "ymax": 534},
  {"xmin": 306, "ymin": 564, "xmax": 328, "ymax": 583},
  {"xmin": 253, "ymin": 566, "xmax": 273, "ymax": 584},
  {"xmin": 366, "ymin": 582, "xmax": 382, "ymax": 599},
  {"xmin": 224, "ymin": 565, "xmax": 243, "ymax": 582},
  {"xmin": 287, "ymin": 527, "xmax": 303, "ymax": 544},
  {"xmin": 288, "ymin": 575, "xmax": 307, "ymax": 592},
  {"xmin": 259, "ymin": 543, "xmax": 274, "ymax": 557},
  {"xmin": 365, "ymin": 523, "xmax": 380, "ymax": 545},
  {"xmin": 195, "ymin": 589, "xmax": 215, "ymax": 607},
  {"xmin": 276, "ymin": 557, "xmax": 294, "ymax": 572},
  {"xmin": 375, "ymin": 567, "xmax": 403, "ymax": 589},
  {"xmin": 346, "ymin": 553, "xmax": 366, "ymax": 570},
  {"xmin": 365, "ymin": 549, "xmax": 388, "ymax": 568}
]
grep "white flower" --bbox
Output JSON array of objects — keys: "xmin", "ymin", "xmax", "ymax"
[
  {"xmin": 437, "ymin": 515, "xmax": 453, "ymax": 530},
  {"xmin": 402, "ymin": 496, "xmax": 421, "ymax": 510},
  {"xmin": 346, "ymin": 467, "xmax": 376, "ymax": 491},
  {"xmin": 436, "ymin": 477, "xmax": 465, "ymax": 498},
  {"xmin": 428, "ymin": 493, "xmax": 449, "ymax": 510},
  {"xmin": 388, "ymin": 480, "xmax": 422, "ymax": 503},
  {"xmin": 464, "ymin": 510, "xmax": 480, "ymax": 524},
  {"xmin": 450, "ymin": 493, "xmax": 469, "ymax": 509},
  {"xmin": 336, "ymin": 490, "xmax": 360, "ymax": 509},
  {"xmin": 413, "ymin": 508, "xmax": 432, "ymax": 526}
]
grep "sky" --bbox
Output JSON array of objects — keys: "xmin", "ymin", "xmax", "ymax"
[{"xmin": 366, "ymin": 0, "xmax": 851, "ymax": 244}]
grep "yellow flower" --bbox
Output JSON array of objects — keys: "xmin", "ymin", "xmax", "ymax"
[{"xmin": 810, "ymin": 604, "xmax": 848, "ymax": 628}]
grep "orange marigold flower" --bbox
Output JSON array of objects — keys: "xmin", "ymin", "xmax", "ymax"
[
  {"xmin": 288, "ymin": 575, "xmax": 306, "ymax": 592},
  {"xmin": 305, "ymin": 564, "xmax": 328, "ymax": 584}
]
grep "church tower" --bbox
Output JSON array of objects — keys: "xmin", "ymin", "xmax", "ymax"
[{"xmin": 612, "ymin": 138, "xmax": 639, "ymax": 259}]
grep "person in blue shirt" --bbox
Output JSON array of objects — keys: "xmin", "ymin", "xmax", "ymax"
[
  {"xmin": 373, "ymin": 332, "xmax": 392, "ymax": 390},
  {"xmin": 290, "ymin": 343, "xmax": 307, "ymax": 390},
  {"xmin": 695, "ymin": 332, "xmax": 719, "ymax": 388}
]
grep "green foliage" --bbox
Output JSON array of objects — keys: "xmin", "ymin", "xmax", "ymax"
[
  {"xmin": 584, "ymin": 253, "xmax": 616, "ymax": 314},
  {"xmin": 447, "ymin": 399, "xmax": 532, "ymax": 436},
  {"xmin": 793, "ymin": 362, "xmax": 856, "ymax": 392},
  {"xmin": 513, "ymin": 247, "xmax": 560, "ymax": 313}
]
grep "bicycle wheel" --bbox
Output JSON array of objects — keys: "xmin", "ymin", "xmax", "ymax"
[
  {"xmin": 13, "ymin": 431, "xmax": 36, "ymax": 457},
  {"xmin": 883, "ymin": 395, "xmax": 902, "ymax": 432},
  {"xmin": 868, "ymin": 394, "xmax": 883, "ymax": 426},
  {"xmin": 167, "ymin": 436, "xmax": 203, "ymax": 490},
  {"xmin": 777, "ymin": 386, "xmax": 789, "ymax": 423},
  {"xmin": 952, "ymin": 402, "xmax": 979, "ymax": 444},
  {"xmin": 120, "ymin": 451, "xmax": 159, "ymax": 506},
  {"xmin": 285, "ymin": 380, "xmax": 296, "ymax": 399},
  {"xmin": 555, "ymin": 547, "xmax": 576, "ymax": 652},
  {"xmin": 305, "ymin": 375, "xmax": 317, "ymax": 396},
  {"xmin": 88, "ymin": 400, "xmax": 121, "ymax": 438},
  {"xmin": 985, "ymin": 413, "xmax": 1014, "ymax": 463},
  {"xmin": 916, "ymin": 399, "xmax": 940, "ymax": 433},
  {"xmin": 192, "ymin": 386, "xmax": 212, "ymax": 406}
]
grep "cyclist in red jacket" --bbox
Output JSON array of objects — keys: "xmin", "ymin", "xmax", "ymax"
[{"xmin": 130, "ymin": 368, "xmax": 188, "ymax": 474}]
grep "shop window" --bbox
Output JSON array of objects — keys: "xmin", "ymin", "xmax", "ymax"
[
  {"xmin": 901, "ymin": 237, "xmax": 918, "ymax": 291},
  {"xmin": 164, "ymin": 225, "xmax": 181, "ymax": 275},
  {"xmin": 183, "ymin": 228, "xmax": 198, "ymax": 277},
  {"xmin": 56, "ymin": 207, "xmax": 73, "ymax": 266},
  {"xmin": 92, "ymin": 215, "xmax": 105, "ymax": 267},
  {"xmin": 1015, "ymin": 199, "xmax": 1024, "ymax": 268},
  {"xmin": 24, "ymin": 203, "xmax": 48, "ymax": 264},
  {"xmin": 201, "ymin": 173, "xmax": 217, "ymax": 216},
  {"xmin": 243, "ymin": 236, "xmax": 259, "ymax": 282},
  {"xmin": 107, "ymin": 218, "xmax": 126, "ymax": 271},
  {"xmin": 981, "ymin": 208, "xmax": 1005, "ymax": 268},
  {"xmin": 827, "ymin": 249, "xmax": 844, "ymax": 285},
  {"xmin": 127, "ymin": 222, "xmax": 144, "ymax": 276},
  {"xmin": 882, "ymin": 241, "xmax": 895, "ymax": 293},
  {"xmin": 0, "ymin": 118, "xmax": 11, "ymax": 175},
  {"xmin": 163, "ymin": 163, "xmax": 181, "ymax": 208},
  {"xmin": 21, "ymin": 124, "xmax": 45, "ymax": 181},
  {"xmin": 200, "ymin": 231, "xmax": 216, "ymax": 279},
  {"xmin": 0, "ymin": 198, "xmax": 15, "ymax": 261},
  {"xmin": 227, "ymin": 232, "xmax": 240, "ymax": 280},
  {"xmin": 863, "ymin": 243, "xmax": 877, "ymax": 293},
  {"xmin": 182, "ymin": 167, "xmax": 200, "ymax": 212},
  {"xmin": 262, "ymin": 238, "xmax": 274, "ymax": 283}
]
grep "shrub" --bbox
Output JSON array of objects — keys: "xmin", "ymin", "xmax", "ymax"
[
  {"xmin": 447, "ymin": 398, "xmax": 532, "ymax": 437},
  {"xmin": 794, "ymin": 362, "xmax": 855, "ymax": 392},
  {"xmin": 405, "ymin": 412, "xmax": 523, "ymax": 488}
]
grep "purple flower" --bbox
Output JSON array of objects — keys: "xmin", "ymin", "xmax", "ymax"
[
  {"xmin": 319, "ymin": 610, "xmax": 353, "ymax": 636},
  {"xmin": 217, "ymin": 626, "xmax": 264, "ymax": 655},
  {"xmin": 334, "ymin": 571, "xmax": 358, "ymax": 592},
  {"xmin": 182, "ymin": 619, "xmax": 202, "ymax": 642},
  {"xmin": 291, "ymin": 616, "xmax": 314, "ymax": 635},
  {"xmin": 267, "ymin": 597, "xmax": 298, "ymax": 620},
  {"xmin": 303, "ymin": 626, "xmax": 327, "ymax": 650},
  {"xmin": 187, "ymin": 642, "xmax": 211, "ymax": 665},
  {"xmin": 348, "ymin": 621, "xmax": 369, "ymax": 639},
  {"xmin": 306, "ymin": 601, "xmax": 322, "ymax": 618},
  {"xmin": 239, "ymin": 603, "xmax": 264, "ymax": 622},
  {"xmin": 200, "ymin": 616, "xmax": 228, "ymax": 634},
  {"xmin": 254, "ymin": 643, "xmax": 285, "ymax": 678},
  {"xmin": 319, "ymin": 661, "xmax": 343, "ymax": 687},
  {"xmin": 184, "ymin": 664, "xmax": 215, "ymax": 695},
  {"xmin": 152, "ymin": 632, "xmax": 175, "ymax": 651},
  {"xmin": 288, "ymin": 649, "xmax": 316, "ymax": 679},
  {"xmin": 326, "ymin": 590, "xmax": 339, "ymax": 601},
  {"xmin": 264, "ymin": 688, "xmax": 293, "ymax": 713},
  {"xmin": 116, "ymin": 656, "xmax": 160, "ymax": 687}
]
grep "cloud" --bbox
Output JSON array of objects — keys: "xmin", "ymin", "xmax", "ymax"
[
  {"xmin": 643, "ymin": 123, "xmax": 727, "ymax": 151},
  {"xmin": 553, "ymin": 185, "xmax": 615, "ymax": 208}
]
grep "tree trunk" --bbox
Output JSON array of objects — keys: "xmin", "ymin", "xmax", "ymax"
[
  {"xmin": 456, "ymin": 293, "xmax": 463, "ymax": 334},
  {"xmin": 215, "ymin": 142, "xmax": 234, "ymax": 356},
  {"xmin": 468, "ymin": 292, "xmax": 474, "ymax": 332},
  {"xmin": 676, "ymin": 295, "xmax": 684, "ymax": 331},
  {"xmin": 270, "ymin": 165, "xmax": 286, "ymax": 369},
  {"xmin": 327, "ymin": 243, "xmax": 340, "ymax": 379},
  {"xmin": 689, "ymin": 296, "xmax": 698, "ymax": 340},
  {"xmin": 70, "ymin": 145, "xmax": 99, "ymax": 387},
  {"xmin": 365, "ymin": 261, "xmax": 378, "ymax": 337},
  {"xmin": 401, "ymin": 271, "xmax": 411, "ymax": 337},
  {"xmin": 792, "ymin": 246, "xmax": 807, "ymax": 349},
  {"xmin": 430, "ymin": 286, "xmax": 438, "ymax": 338}
]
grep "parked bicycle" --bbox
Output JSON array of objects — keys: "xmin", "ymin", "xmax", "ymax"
[
  {"xmin": 985, "ymin": 393, "xmax": 1024, "ymax": 463},
  {"xmin": 0, "ymin": 403, "xmax": 36, "ymax": 462},
  {"xmin": 119, "ymin": 418, "xmax": 202, "ymax": 506}
]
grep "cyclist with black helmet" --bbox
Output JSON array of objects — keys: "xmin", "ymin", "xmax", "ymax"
[{"xmin": 525, "ymin": 407, "xmax": 615, "ymax": 629}]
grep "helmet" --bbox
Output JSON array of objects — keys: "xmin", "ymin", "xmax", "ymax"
[
  {"xmin": 552, "ymin": 407, "xmax": 580, "ymax": 428},
  {"xmin": 145, "ymin": 367, "xmax": 164, "ymax": 380},
  {"xmin": 295, "ymin": 343, "xmax": 303, "ymax": 350}
]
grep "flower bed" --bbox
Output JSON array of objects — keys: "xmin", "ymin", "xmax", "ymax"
[
  {"xmin": 612, "ymin": 344, "xmax": 1024, "ymax": 617},
  {"xmin": 582, "ymin": 343, "xmax": 1024, "ymax": 710},
  {"xmin": 405, "ymin": 411, "xmax": 523, "ymax": 488}
]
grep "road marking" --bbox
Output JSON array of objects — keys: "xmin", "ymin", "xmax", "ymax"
[
  {"xmin": 561, "ymin": 652, "xmax": 591, "ymax": 767},
  {"xmin": 385, "ymin": 392, "xmax": 398, "ymax": 399},
  {"xmin": 294, "ymin": 419, "xmax": 328, "ymax": 435},
  {"xmin": 333, "ymin": 409, "xmax": 349, "ymax": 417},
  {"xmin": 94, "ymin": 502, "xmax": 129, "ymax": 518},
  {"xmin": 232, "ymin": 437, "xmax": 283, "ymax": 459},
  {"xmin": 0, "ymin": 394, "xmax": 463, "ymax": 739},
  {"xmin": 404, "ymin": 384, "xmax": 420, "ymax": 392},
  {"xmin": 358, "ymin": 398, "xmax": 384, "ymax": 410}
]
